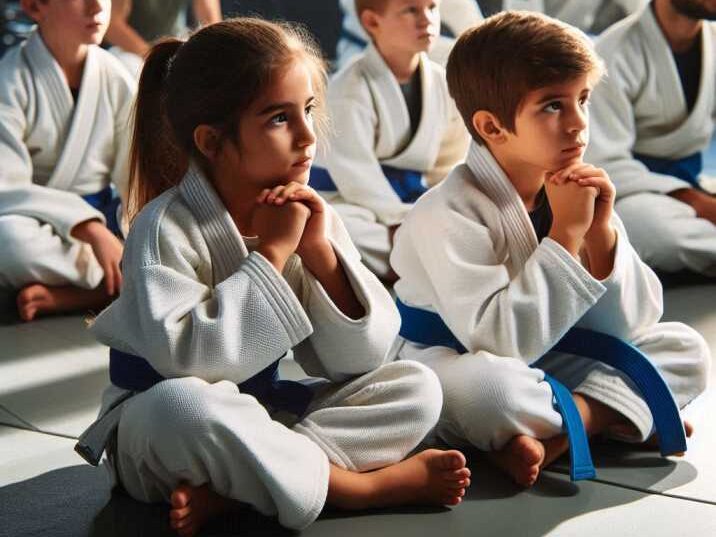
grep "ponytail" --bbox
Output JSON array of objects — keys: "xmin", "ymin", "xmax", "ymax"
[
  {"xmin": 127, "ymin": 19, "xmax": 328, "ymax": 222},
  {"xmin": 127, "ymin": 38, "xmax": 186, "ymax": 221}
]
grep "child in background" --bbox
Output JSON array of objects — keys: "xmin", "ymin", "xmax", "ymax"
[
  {"xmin": 77, "ymin": 18, "xmax": 469, "ymax": 537},
  {"xmin": 0, "ymin": 0, "xmax": 134, "ymax": 321},
  {"xmin": 390, "ymin": 11, "xmax": 709, "ymax": 486},
  {"xmin": 311, "ymin": 0, "xmax": 469, "ymax": 282}
]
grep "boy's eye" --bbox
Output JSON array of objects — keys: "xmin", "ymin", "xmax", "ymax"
[
  {"xmin": 270, "ymin": 112, "xmax": 288, "ymax": 125},
  {"xmin": 543, "ymin": 101, "xmax": 562, "ymax": 113}
]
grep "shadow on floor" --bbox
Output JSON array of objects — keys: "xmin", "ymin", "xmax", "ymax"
[{"xmin": 0, "ymin": 448, "xmax": 696, "ymax": 537}]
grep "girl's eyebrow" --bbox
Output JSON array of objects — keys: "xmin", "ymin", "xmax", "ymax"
[{"xmin": 258, "ymin": 96, "xmax": 315, "ymax": 116}]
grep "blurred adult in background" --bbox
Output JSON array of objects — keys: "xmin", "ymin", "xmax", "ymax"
[
  {"xmin": 586, "ymin": 0, "xmax": 716, "ymax": 278},
  {"xmin": 104, "ymin": 0, "xmax": 221, "ymax": 75}
]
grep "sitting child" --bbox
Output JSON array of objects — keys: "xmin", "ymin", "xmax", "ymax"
[
  {"xmin": 0, "ymin": 0, "xmax": 135, "ymax": 321},
  {"xmin": 311, "ymin": 0, "xmax": 469, "ymax": 282},
  {"xmin": 390, "ymin": 11, "xmax": 710, "ymax": 486},
  {"xmin": 76, "ymin": 18, "xmax": 469, "ymax": 537}
]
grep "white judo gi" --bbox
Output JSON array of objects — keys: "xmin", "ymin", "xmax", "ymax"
[
  {"xmin": 79, "ymin": 164, "xmax": 442, "ymax": 529},
  {"xmin": 0, "ymin": 30, "xmax": 135, "ymax": 290},
  {"xmin": 585, "ymin": 6, "xmax": 716, "ymax": 275},
  {"xmin": 335, "ymin": 0, "xmax": 483, "ymax": 70},
  {"xmin": 313, "ymin": 43, "xmax": 469, "ymax": 278},
  {"xmin": 389, "ymin": 141, "xmax": 710, "ymax": 451}
]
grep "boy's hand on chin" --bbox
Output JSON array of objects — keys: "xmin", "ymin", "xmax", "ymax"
[{"xmin": 555, "ymin": 163, "xmax": 616, "ymax": 242}]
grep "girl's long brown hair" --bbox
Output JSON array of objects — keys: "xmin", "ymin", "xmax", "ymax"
[{"xmin": 127, "ymin": 18, "xmax": 327, "ymax": 221}]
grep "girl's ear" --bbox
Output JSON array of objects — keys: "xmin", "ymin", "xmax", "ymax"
[
  {"xmin": 193, "ymin": 125, "xmax": 223, "ymax": 161},
  {"xmin": 472, "ymin": 110, "xmax": 508, "ymax": 145}
]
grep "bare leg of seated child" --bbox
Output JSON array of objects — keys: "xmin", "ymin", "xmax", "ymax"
[
  {"xmin": 488, "ymin": 393, "xmax": 644, "ymax": 487},
  {"xmin": 16, "ymin": 282, "xmax": 112, "ymax": 322},
  {"xmin": 168, "ymin": 449, "xmax": 471, "ymax": 537}
]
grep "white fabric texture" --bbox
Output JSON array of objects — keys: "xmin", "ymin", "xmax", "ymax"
[
  {"xmin": 585, "ymin": 6, "xmax": 716, "ymax": 274},
  {"xmin": 86, "ymin": 164, "xmax": 442, "ymax": 528},
  {"xmin": 390, "ymin": 141, "xmax": 710, "ymax": 450},
  {"xmin": 0, "ymin": 29, "xmax": 135, "ymax": 288},
  {"xmin": 315, "ymin": 42, "xmax": 469, "ymax": 276}
]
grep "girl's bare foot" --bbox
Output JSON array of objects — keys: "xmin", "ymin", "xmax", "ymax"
[
  {"xmin": 16, "ymin": 283, "xmax": 111, "ymax": 322},
  {"xmin": 328, "ymin": 449, "xmax": 471, "ymax": 510},
  {"xmin": 169, "ymin": 483, "xmax": 238, "ymax": 537}
]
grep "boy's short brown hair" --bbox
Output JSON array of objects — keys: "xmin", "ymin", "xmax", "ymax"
[
  {"xmin": 446, "ymin": 11, "xmax": 604, "ymax": 144},
  {"xmin": 355, "ymin": 0, "xmax": 387, "ymax": 19}
]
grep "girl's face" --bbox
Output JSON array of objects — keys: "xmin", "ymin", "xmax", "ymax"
[{"xmin": 219, "ymin": 59, "xmax": 317, "ymax": 192}]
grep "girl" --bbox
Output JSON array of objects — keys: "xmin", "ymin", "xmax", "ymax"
[{"xmin": 76, "ymin": 18, "xmax": 470, "ymax": 537}]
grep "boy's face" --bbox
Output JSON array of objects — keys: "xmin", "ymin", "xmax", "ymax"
[
  {"xmin": 25, "ymin": 0, "xmax": 110, "ymax": 46},
  {"xmin": 364, "ymin": 0, "xmax": 440, "ymax": 56},
  {"xmin": 501, "ymin": 73, "xmax": 593, "ymax": 175}
]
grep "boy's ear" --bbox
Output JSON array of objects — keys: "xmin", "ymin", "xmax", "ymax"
[
  {"xmin": 20, "ymin": 0, "xmax": 44, "ymax": 23},
  {"xmin": 360, "ymin": 9, "xmax": 381, "ymax": 38},
  {"xmin": 472, "ymin": 110, "xmax": 508, "ymax": 144},
  {"xmin": 193, "ymin": 125, "xmax": 223, "ymax": 161}
]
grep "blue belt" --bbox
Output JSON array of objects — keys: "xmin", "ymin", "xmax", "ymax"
[
  {"xmin": 310, "ymin": 165, "xmax": 427, "ymax": 204},
  {"xmin": 634, "ymin": 151, "xmax": 702, "ymax": 188},
  {"xmin": 339, "ymin": 27, "xmax": 368, "ymax": 48},
  {"xmin": 81, "ymin": 185, "xmax": 121, "ymax": 236},
  {"xmin": 396, "ymin": 298, "xmax": 686, "ymax": 481},
  {"xmin": 109, "ymin": 348, "xmax": 314, "ymax": 417}
]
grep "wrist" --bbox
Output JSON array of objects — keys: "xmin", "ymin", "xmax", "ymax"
[
  {"xmin": 298, "ymin": 240, "xmax": 336, "ymax": 270},
  {"xmin": 584, "ymin": 223, "xmax": 616, "ymax": 244},
  {"xmin": 257, "ymin": 245, "xmax": 287, "ymax": 274},
  {"xmin": 548, "ymin": 227, "xmax": 584, "ymax": 259},
  {"xmin": 669, "ymin": 188, "xmax": 707, "ymax": 212},
  {"xmin": 71, "ymin": 219, "xmax": 104, "ymax": 242}
]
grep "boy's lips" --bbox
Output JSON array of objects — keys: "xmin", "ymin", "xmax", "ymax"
[{"xmin": 562, "ymin": 144, "xmax": 585, "ymax": 154}]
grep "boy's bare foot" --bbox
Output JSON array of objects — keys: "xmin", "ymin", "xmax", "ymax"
[
  {"xmin": 169, "ymin": 483, "xmax": 238, "ymax": 537},
  {"xmin": 608, "ymin": 420, "xmax": 693, "ymax": 454},
  {"xmin": 328, "ymin": 449, "xmax": 471, "ymax": 510},
  {"xmin": 16, "ymin": 283, "xmax": 111, "ymax": 321},
  {"xmin": 487, "ymin": 434, "xmax": 570, "ymax": 487}
]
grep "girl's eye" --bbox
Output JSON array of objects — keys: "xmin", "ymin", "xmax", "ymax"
[
  {"xmin": 544, "ymin": 101, "xmax": 562, "ymax": 113},
  {"xmin": 305, "ymin": 104, "xmax": 315, "ymax": 117},
  {"xmin": 429, "ymin": 3, "xmax": 437, "ymax": 11},
  {"xmin": 270, "ymin": 112, "xmax": 288, "ymax": 125},
  {"xmin": 579, "ymin": 96, "xmax": 591, "ymax": 108}
]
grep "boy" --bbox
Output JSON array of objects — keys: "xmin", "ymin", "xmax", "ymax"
[
  {"xmin": 0, "ymin": 0, "xmax": 135, "ymax": 321},
  {"xmin": 585, "ymin": 0, "xmax": 716, "ymax": 277},
  {"xmin": 335, "ymin": 0, "xmax": 483, "ymax": 69},
  {"xmin": 389, "ymin": 11, "xmax": 710, "ymax": 486},
  {"xmin": 311, "ymin": 0, "xmax": 470, "ymax": 282}
]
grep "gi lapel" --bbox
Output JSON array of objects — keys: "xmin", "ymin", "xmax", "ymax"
[
  {"xmin": 178, "ymin": 164, "xmax": 250, "ymax": 285},
  {"xmin": 465, "ymin": 141, "xmax": 539, "ymax": 269},
  {"xmin": 389, "ymin": 53, "xmax": 443, "ymax": 171},
  {"xmin": 27, "ymin": 36, "xmax": 102, "ymax": 192},
  {"xmin": 362, "ymin": 43, "xmax": 410, "ymax": 157}
]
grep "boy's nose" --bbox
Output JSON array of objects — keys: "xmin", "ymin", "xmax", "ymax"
[{"xmin": 87, "ymin": 0, "xmax": 104, "ymax": 16}]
